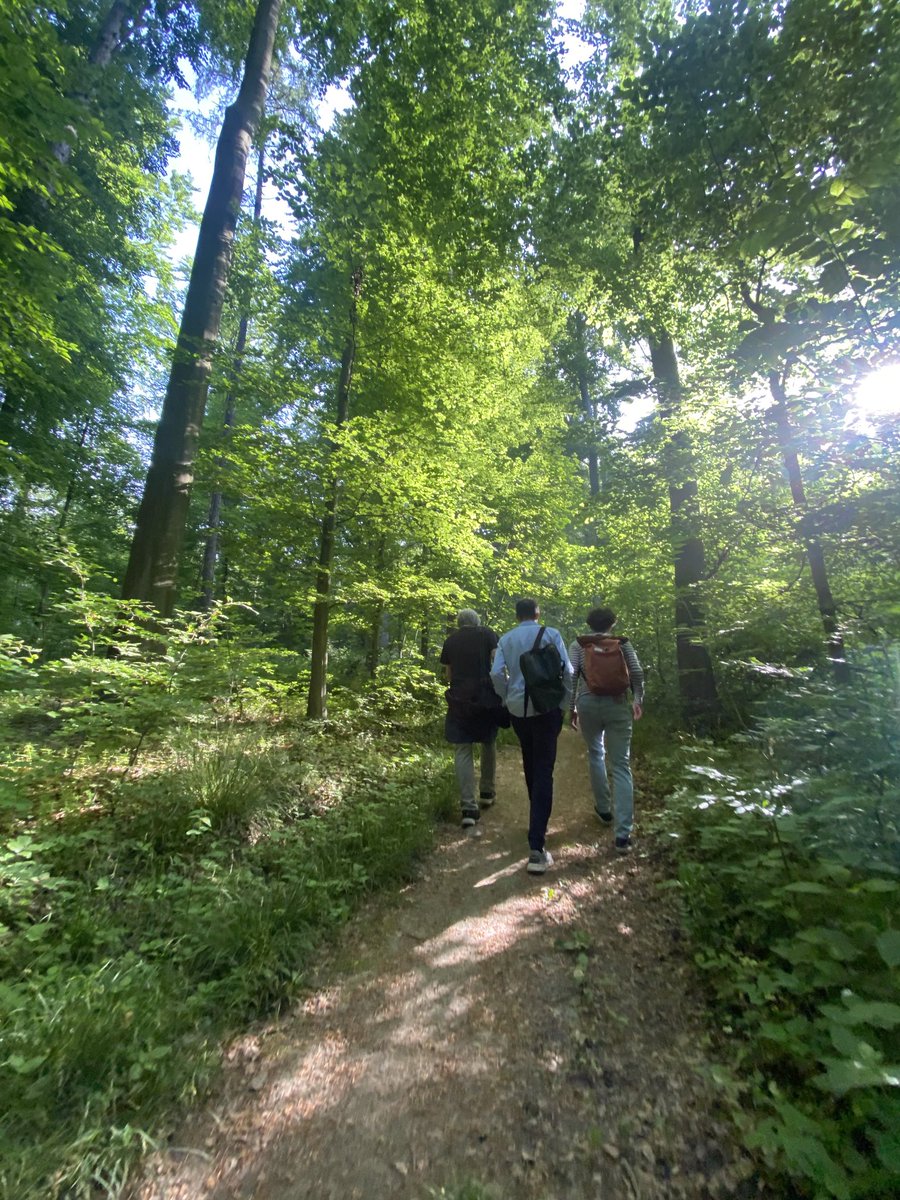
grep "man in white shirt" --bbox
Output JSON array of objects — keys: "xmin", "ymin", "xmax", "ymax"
[{"xmin": 491, "ymin": 598, "xmax": 574, "ymax": 874}]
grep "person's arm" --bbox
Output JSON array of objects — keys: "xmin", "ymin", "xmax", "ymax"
[
  {"xmin": 567, "ymin": 640, "xmax": 582, "ymax": 727},
  {"xmin": 622, "ymin": 640, "xmax": 644, "ymax": 719},
  {"xmin": 490, "ymin": 638, "xmax": 509, "ymax": 702},
  {"xmin": 553, "ymin": 629, "xmax": 575, "ymax": 712}
]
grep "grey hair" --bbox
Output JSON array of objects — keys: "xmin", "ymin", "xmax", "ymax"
[{"xmin": 457, "ymin": 608, "xmax": 481, "ymax": 627}]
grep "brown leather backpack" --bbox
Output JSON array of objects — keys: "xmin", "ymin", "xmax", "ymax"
[{"xmin": 576, "ymin": 634, "xmax": 630, "ymax": 696}]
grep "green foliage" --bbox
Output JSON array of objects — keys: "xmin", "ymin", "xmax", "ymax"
[
  {"xmin": 0, "ymin": 567, "xmax": 456, "ymax": 1198},
  {"xmin": 655, "ymin": 663, "xmax": 900, "ymax": 1198}
]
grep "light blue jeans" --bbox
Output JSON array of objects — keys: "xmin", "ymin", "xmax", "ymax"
[
  {"xmin": 454, "ymin": 741, "xmax": 497, "ymax": 810},
  {"xmin": 576, "ymin": 694, "xmax": 634, "ymax": 839}
]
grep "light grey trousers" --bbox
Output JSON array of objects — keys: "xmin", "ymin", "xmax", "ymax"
[
  {"xmin": 453, "ymin": 741, "xmax": 497, "ymax": 809},
  {"xmin": 576, "ymin": 693, "xmax": 634, "ymax": 839}
]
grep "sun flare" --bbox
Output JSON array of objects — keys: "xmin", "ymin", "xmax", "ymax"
[{"xmin": 855, "ymin": 363, "xmax": 900, "ymax": 419}]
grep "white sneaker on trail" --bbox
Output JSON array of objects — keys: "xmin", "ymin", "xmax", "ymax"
[{"xmin": 526, "ymin": 849, "xmax": 553, "ymax": 874}]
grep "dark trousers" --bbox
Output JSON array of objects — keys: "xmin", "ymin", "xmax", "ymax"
[{"xmin": 510, "ymin": 707, "xmax": 563, "ymax": 851}]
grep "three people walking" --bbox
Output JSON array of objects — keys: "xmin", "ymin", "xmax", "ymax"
[{"xmin": 442, "ymin": 597, "xmax": 644, "ymax": 874}]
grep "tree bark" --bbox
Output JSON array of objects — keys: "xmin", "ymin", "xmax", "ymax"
[
  {"xmin": 306, "ymin": 269, "xmax": 363, "ymax": 719},
  {"xmin": 53, "ymin": 1, "xmax": 153, "ymax": 166},
  {"xmin": 90, "ymin": 0, "xmax": 150, "ymax": 68},
  {"xmin": 34, "ymin": 418, "xmax": 92, "ymax": 629},
  {"xmin": 768, "ymin": 371, "xmax": 850, "ymax": 683},
  {"xmin": 199, "ymin": 142, "xmax": 266, "ymax": 609},
  {"xmin": 649, "ymin": 329, "xmax": 720, "ymax": 730},
  {"xmin": 572, "ymin": 312, "xmax": 600, "ymax": 496},
  {"xmin": 122, "ymin": 0, "xmax": 282, "ymax": 615},
  {"xmin": 366, "ymin": 603, "xmax": 384, "ymax": 677}
]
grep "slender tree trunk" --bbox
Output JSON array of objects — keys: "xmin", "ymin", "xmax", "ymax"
[
  {"xmin": 122, "ymin": 0, "xmax": 282, "ymax": 615},
  {"xmin": 649, "ymin": 329, "xmax": 720, "ymax": 730},
  {"xmin": 0, "ymin": 392, "xmax": 22, "ymax": 501},
  {"xmin": 90, "ymin": 0, "xmax": 150, "ymax": 68},
  {"xmin": 768, "ymin": 371, "xmax": 849, "ymax": 682},
  {"xmin": 366, "ymin": 603, "xmax": 384, "ymax": 677},
  {"xmin": 35, "ymin": 418, "xmax": 92, "ymax": 628},
  {"xmin": 365, "ymin": 537, "xmax": 387, "ymax": 677},
  {"xmin": 573, "ymin": 312, "xmax": 600, "ymax": 496},
  {"xmin": 199, "ymin": 142, "xmax": 266, "ymax": 609},
  {"xmin": 53, "ymin": 1, "xmax": 153, "ymax": 166},
  {"xmin": 576, "ymin": 366, "xmax": 600, "ymax": 496},
  {"xmin": 306, "ymin": 270, "xmax": 363, "ymax": 719}
]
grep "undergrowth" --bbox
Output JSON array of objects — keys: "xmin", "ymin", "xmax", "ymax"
[
  {"xmin": 0, "ymin": 583, "xmax": 454, "ymax": 1199},
  {"xmin": 649, "ymin": 656, "xmax": 900, "ymax": 1200}
]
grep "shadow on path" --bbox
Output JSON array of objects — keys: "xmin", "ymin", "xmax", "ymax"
[{"xmin": 135, "ymin": 729, "xmax": 749, "ymax": 1200}]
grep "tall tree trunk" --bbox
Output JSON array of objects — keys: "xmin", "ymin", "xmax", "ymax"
[
  {"xmin": 122, "ymin": 0, "xmax": 282, "ymax": 615},
  {"xmin": 364, "ymin": 537, "xmax": 387, "ymax": 677},
  {"xmin": 53, "ymin": 1, "xmax": 153, "ymax": 166},
  {"xmin": 199, "ymin": 142, "xmax": 266, "ymax": 609},
  {"xmin": 90, "ymin": 0, "xmax": 150, "ymax": 68},
  {"xmin": 306, "ymin": 270, "xmax": 363, "ymax": 719},
  {"xmin": 768, "ymin": 371, "xmax": 850, "ymax": 683},
  {"xmin": 34, "ymin": 418, "xmax": 92, "ymax": 629},
  {"xmin": 649, "ymin": 329, "xmax": 720, "ymax": 730},
  {"xmin": 366, "ymin": 603, "xmax": 384, "ymax": 678},
  {"xmin": 573, "ymin": 312, "xmax": 600, "ymax": 496}
]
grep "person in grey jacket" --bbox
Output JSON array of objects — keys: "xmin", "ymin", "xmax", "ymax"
[{"xmin": 568, "ymin": 606, "xmax": 644, "ymax": 854}]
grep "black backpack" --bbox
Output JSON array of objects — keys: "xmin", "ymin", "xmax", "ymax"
[{"xmin": 519, "ymin": 626, "xmax": 565, "ymax": 715}]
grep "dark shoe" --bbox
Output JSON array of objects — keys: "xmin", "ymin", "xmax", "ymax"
[
  {"xmin": 461, "ymin": 807, "xmax": 480, "ymax": 829},
  {"xmin": 594, "ymin": 808, "xmax": 613, "ymax": 826},
  {"xmin": 526, "ymin": 849, "xmax": 554, "ymax": 875},
  {"xmin": 614, "ymin": 836, "xmax": 632, "ymax": 854},
  {"xmin": 479, "ymin": 790, "xmax": 496, "ymax": 809}
]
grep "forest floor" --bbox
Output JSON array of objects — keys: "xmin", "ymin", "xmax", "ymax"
[{"xmin": 133, "ymin": 728, "xmax": 759, "ymax": 1200}]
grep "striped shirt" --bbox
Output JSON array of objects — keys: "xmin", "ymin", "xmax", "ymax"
[{"xmin": 568, "ymin": 635, "xmax": 645, "ymax": 707}]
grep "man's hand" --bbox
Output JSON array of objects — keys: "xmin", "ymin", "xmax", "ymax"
[
  {"xmin": 570, "ymin": 709, "xmax": 579, "ymax": 730},
  {"xmin": 632, "ymin": 702, "xmax": 643, "ymax": 721}
]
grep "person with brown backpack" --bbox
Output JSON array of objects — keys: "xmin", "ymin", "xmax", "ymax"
[{"xmin": 568, "ymin": 607, "xmax": 644, "ymax": 854}]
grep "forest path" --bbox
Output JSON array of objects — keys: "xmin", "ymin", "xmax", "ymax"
[{"xmin": 136, "ymin": 729, "xmax": 749, "ymax": 1200}]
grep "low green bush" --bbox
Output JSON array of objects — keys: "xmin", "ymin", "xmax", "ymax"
[{"xmin": 653, "ymin": 662, "xmax": 900, "ymax": 1200}]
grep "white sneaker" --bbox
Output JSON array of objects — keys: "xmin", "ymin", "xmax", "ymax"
[{"xmin": 526, "ymin": 849, "xmax": 553, "ymax": 875}]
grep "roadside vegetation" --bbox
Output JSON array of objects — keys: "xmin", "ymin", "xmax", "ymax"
[
  {"xmin": 0, "ymin": 583, "xmax": 453, "ymax": 1198},
  {"xmin": 647, "ymin": 662, "xmax": 900, "ymax": 1200}
]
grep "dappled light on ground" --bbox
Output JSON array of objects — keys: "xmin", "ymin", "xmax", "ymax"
[{"xmin": 135, "ymin": 732, "xmax": 749, "ymax": 1200}]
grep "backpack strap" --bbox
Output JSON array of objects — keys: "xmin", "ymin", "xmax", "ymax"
[{"xmin": 523, "ymin": 625, "xmax": 546, "ymax": 718}]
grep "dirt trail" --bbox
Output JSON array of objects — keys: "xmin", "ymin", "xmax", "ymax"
[{"xmin": 136, "ymin": 729, "xmax": 751, "ymax": 1200}]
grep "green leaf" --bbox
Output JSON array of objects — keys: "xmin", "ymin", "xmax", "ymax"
[
  {"xmin": 821, "ymin": 1000, "xmax": 900, "ymax": 1030},
  {"xmin": 795, "ymin": 926, "xmax": 861, "ymax": 961},
  {"xmin": 876, "ymin": 931, "xmax": 900, "ymax": 969},
  {"xmin": 6, "ymin": 1053, "xmax": 49, "ymax": 1075},
  {"xmin": 815, "ymin": 1057, "xmax": 900, "ymax": 1095}
]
